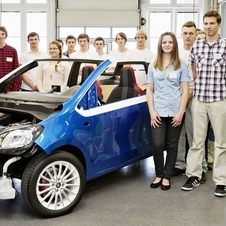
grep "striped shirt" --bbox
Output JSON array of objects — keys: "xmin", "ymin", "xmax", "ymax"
[
  {"xmin": 0, "ymin": 44, "xmax": 21, "ymax": 91},
  {"xmin": 189, "ymin": 37, "xmax": 226, "ymax": 102}
]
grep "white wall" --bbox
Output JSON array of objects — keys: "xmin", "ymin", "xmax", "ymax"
[{"xmin": 57, "ymin": 0, "xmax": 139, "ymax": 27}]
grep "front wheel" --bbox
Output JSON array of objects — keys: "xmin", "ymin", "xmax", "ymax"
[{"xmin": 21, "ymin": 151, "xmax": 86, "ymax": 217}]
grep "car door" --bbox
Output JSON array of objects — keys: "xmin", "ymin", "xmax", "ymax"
[{"xmin": 88, "ymin": 95, "xmax": 152, "ymax": 175}]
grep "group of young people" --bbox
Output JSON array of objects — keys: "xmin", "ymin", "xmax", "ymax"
[
  {"xmin": 0, "ymin": 9, "xmax": 225, "ymax": 197},
  {"xmin": 0, "ymin": 28, "xmax": 69, "ymax": 93},
  {"xmin": 146, "ymin": 10, "xmax": 226, "ymax": 197},
  {"xmin": 0, "ymin": 25, "xmax": 155, "ymax": 93}
]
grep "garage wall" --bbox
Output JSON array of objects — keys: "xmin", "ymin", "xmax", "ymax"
[{"xmin": 57, "ymin": 0, "xmax": 140, "ymax": 26}]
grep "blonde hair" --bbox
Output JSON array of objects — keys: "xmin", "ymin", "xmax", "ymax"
[
  {"xmin": 154, "ymin": 32, "xmax": 181, "ymax": 71},
  {"xmin": 196, "ymin": 30, "xmax": 206, "ymax": 41},
  {"xmin": 196, "ymin": 30, "xmax": 206, "ymax": 36},
  {"xmin": 135, "ymin": 29, "xmax": 147, "ymax": 40}
]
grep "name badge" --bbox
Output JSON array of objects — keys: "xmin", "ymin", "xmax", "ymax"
[
  {"xmin": 168, "ymin": 72, "xmax": 177, "ymax": 79},
  {"xmin": 213, "ymin": 54, "xmax": 221, "ymax": 60},
  {"xmin": 6, "ymin": 57, "xmax": 13, "ymax": 62}
]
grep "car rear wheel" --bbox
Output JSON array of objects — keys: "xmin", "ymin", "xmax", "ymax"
[{"xmin": 21, "ymin": 150, "xmax": 85, "ymax": 217}]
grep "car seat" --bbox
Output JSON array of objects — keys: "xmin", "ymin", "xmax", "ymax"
[
  {"xmin": 80, "ymin": 66, "xmax": 103, "ymax": 100},
  {"xmin": 106, "ymin": 67, "xmax": 141, "ymax": 104},
  {"xmin": 123, "ymin": 66, "xmax": 143, "ymax": 95}
]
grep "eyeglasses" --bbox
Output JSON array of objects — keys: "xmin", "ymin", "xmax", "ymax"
[{"xmin": 49, "ymin": 48, "xmax": 59, "ymax": 50}]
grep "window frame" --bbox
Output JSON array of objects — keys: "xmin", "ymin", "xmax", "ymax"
[{"xmin": 1, "ymin": 0, "xmax": 54, "ymax": 54}]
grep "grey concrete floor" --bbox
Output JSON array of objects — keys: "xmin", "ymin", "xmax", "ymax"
[{"xmin": 0, "ymin": 156, "xmax": 225, "ymax": 226}]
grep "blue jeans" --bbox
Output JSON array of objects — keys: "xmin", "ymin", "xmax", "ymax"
[{"xmin": 151, "ymin": 117, "xmax": 183, "ymax": 180}]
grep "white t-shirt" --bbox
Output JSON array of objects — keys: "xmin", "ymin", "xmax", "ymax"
[
  {"xmin": 95, "ymin": 53, "xmax": 115, "ymax": 80},
  {"xmin": 109, "ymin": 48, "xmax": 132, "ymax": 67},
  {"xmin": 70, "ymin": 49, "xmax": 99, "ymax": 59},
  {"xmin": 70, "ymin": 49, "xmax": 99, "ymax": 82},
  {"xmin": 179, "ymin": 47, "xmax": 190, "ymax": 65},
  {"xmin": 179, "ymin": 46, "xmax": 194, "ymax": 90},
  {"xmin": 19, "ymin": 49, "xmax": 48, "ymax": 90},
  {"xmin": 124, "ymin": 48, "xmax": 155, "ymax": 85},
  {"xmin": 96, "ymin": 53, "xmax": 114, "ymax": 68},
  {"xmin": 125, "ymin": 48, "xmax": 155, "ymax": 63},
  {"xmin": 96, "ymin": 53, "xmax": 109, "ymax": 60}
]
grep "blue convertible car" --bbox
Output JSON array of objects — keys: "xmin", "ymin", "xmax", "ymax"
[{"xmin": 0, "ymin": 59, "xmax": 152, "ymax": 217}]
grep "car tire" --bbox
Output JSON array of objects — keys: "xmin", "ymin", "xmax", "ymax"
[{"xmin": 21, "ymin": 150, "xmax": 86, "ymax": 217}]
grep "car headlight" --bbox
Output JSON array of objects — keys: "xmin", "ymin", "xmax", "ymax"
[{"xmin": 0, "ymin": 125, "xmax": 43, "ymax": 150}]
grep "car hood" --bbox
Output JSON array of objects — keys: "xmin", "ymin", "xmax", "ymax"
[{"xmin": 0, "ymin": 59, "xmax": 111, "ymax": 120}]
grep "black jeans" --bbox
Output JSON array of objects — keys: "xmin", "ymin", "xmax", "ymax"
[{"xmin": 151, "ymin": 117, "xmax": 183, "ymax": 180}]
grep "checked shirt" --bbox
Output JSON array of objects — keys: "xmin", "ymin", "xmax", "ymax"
[
  {"xmin": 189, "ymin": 37, "xmax": 226, "ymax": 102},
  {"xmin": 0, "ymin": 44, "xmax": 21, "ymax": 91}
]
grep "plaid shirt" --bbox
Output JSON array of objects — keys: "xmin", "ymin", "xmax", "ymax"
[
  {"xmin": 189, "ymin": 37, "xmax": 226, "ymax": 102},
  {"xmin": 0, "ymin": 44, "xmax": 21, "ymax": 91}
]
